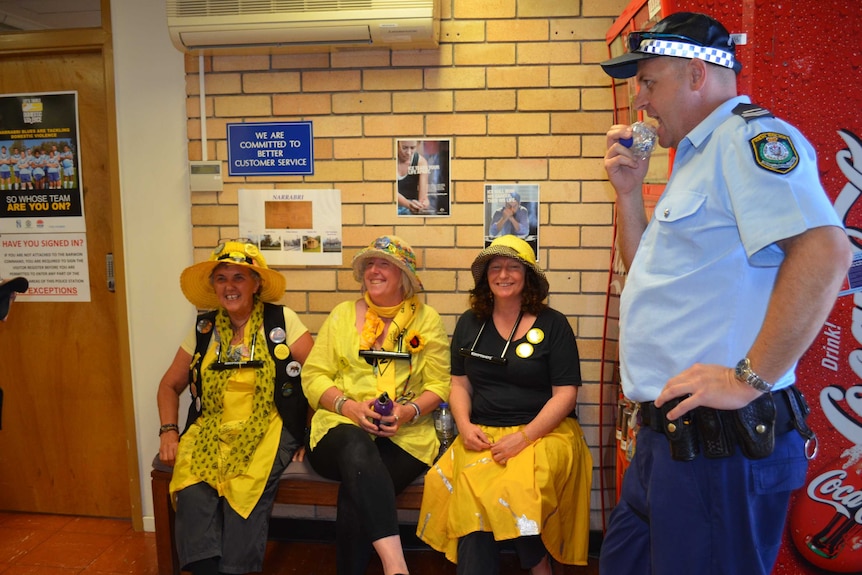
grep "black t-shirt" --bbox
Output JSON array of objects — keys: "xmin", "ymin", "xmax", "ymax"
[{"xmin": 450, "ymin": 307, "xmax": 581, "ymax": 427}]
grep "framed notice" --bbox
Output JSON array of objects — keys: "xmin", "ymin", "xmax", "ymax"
[{"xmin": 238, "ymin": 188, "xmax": 342, "ymax": 266}]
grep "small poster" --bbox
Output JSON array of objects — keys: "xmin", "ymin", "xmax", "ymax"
[
  {"xmin": 0, "ymin": 91, "xmax": 90, "ymax": 302},
  {"xmin": 396, "ymin": 138, "xmax": 450, "ymax": 217},
  {"xmin": 238, "ymin": 188, "xmax": 342, "ymax": 266},
  {"xmin": 484, "ymin": 183, "xmax": 540, "ymax": 256}
]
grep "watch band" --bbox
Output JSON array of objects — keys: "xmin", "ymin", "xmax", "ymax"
[
  {"xmin": 734, "ymin": 358, "xmax": 773, "ymax": 393},
  {"xmin": 159, "ymin": 423, "xmax": 179, "ymax": 436}
]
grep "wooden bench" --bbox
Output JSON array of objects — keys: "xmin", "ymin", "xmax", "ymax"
[{"xmin": 151, "ymin": 457, "xmax": 426, "ymax": 575}]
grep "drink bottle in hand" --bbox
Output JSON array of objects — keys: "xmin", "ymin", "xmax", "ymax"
[{"xmin": 372, "ymin": 391, "xmax": 394, "ymax": 426}]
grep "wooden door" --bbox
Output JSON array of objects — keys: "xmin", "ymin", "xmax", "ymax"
[{"xmin": 0, "ymin": 51, "xmax": 134, "ymax": 518}]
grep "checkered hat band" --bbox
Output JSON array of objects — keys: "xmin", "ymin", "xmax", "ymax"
[{"xmin": 639, "ymin": 39, "xmax": 736, "ymax": 69}]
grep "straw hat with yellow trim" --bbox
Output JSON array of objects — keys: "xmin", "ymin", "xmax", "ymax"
[
  {"xmin": 352, "ymin": 235, "xmax": 423, "ymax": 296},
  {"xmin": 180, "ymin": 241, "xmax": 286, "ymax": 310},
  {"xmin": 471, "ymin": 235, "xmax": 549, "ymax": 299}
]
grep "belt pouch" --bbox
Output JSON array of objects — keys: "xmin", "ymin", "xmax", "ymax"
[
  {"xmin": 659, "ymin": 397, "xmax": 699, "ymax": 461},
  {"xmin": 785, "ymin": 386, "xmax": 815, "ymax": 440},
  {"xmin": 695, "ymin": 407, "xmax": 734, "ymax": 458},
  {"xmin": 732, "ymin": 393, "xmax": 776, "ymax": 459}
]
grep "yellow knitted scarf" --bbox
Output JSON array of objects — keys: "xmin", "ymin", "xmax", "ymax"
[{"xmin": 360, "ymin": 293, "xmax": 420, "ymax": 398}]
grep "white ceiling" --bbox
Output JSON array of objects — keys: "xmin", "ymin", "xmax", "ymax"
[{"xmin": 0, "ymin": 0, "xmax": 101, "ymax": 31}]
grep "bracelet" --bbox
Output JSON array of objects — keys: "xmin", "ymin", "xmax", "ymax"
[
  {"xmin": 159, "ymin": 423, "xmax": 179, "ymax": 436},
  {"xmin": 407, "ymin": 401, "xmax": 421, "ymax": 423},
  {"xmin": 334, "ymin": 395, "xmax": 349, "ymax": 416},
  {"xmin": 520, "ymin": 429, "xmax": 534, "ymax": 444}
]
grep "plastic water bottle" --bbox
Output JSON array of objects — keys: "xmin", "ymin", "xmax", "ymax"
[
  {"xmin": 619, "ymin": 121, "xmax": 658, "ymax": 161},
  {"xmin": 433, "ymin": 402, "xmax": 456, "ymax": 456},
  {"xmin": 372, "ymin": 391, "xmax": 393, "ymax": 426}
]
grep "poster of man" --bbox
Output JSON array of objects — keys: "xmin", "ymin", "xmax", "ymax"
[
  {"xmin": 396, "ymin": 138, "xmax": 450, "ymax": 216},
  {"xmin": 484, "ymin": 183, "xmax": 539, "ymax": 253}
]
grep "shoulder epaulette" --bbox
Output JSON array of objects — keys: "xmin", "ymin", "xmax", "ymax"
[{"xmin": 732, "ymin": 102, "xmax": 774, "ymax": 123}]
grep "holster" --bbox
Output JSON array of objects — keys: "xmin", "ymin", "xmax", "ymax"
[
  {"xmin": 659, "ymin": 396, "xmax": 699, "ymax": 461},
  {"xmin": 729, "ymin": 392, "xmax": 776, "ymax": 460},
  {"xmin": 695, "ymin": 406, "xmax": 734, "ymax": 458}
]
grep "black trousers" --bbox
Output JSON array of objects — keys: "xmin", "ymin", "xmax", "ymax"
[
  {"xmin": 456, "ymin": 531, "xmax": 547, "ymax": 575},
  {"xmin": 306, "ymin": 424, "xmax": 428, "ymax": 575}
]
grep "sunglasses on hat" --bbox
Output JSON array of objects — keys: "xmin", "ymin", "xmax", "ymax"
[{"xmin": 627, "ymin": 31, "xmax": 703, "ymax": 52}]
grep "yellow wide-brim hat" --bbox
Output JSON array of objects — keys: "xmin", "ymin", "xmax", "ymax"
[
  {"xmin": 471, "ymin": 235, "xmax": 549, "ymax": 299},
  {"xmin": 180, "ymin": 241, "xmax": 286, "ymax": 310},
  {"xmin": 352, "ymin": 235, "xmax": 423, "ymax": 294}
]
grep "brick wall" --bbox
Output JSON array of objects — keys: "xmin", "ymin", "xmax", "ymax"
[{"xmin": 182, "ymin": 0, "xmax": 629, "ymax": 531}]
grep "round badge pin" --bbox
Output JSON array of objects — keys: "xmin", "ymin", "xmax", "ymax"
[
  {"xmin": 526, "ymin": 328, "xmax": 544, "ymax": 344},
  {"xmin": 196, "ymin": 318, "xmax": 213, "ymax": 334},
  {"xmin": 269, "ymin": 327, "xmax": 286, "ymax": 344},
  {"xmin": 281, "ymin": 382, "xmax": 293, "ymax": 397},
  {"xmin": 274, "ymin": 343, "xmax": 290, "ymax": 360},
  {"xmin": 516, "ymin": 342, "xmax": 534, "ymax": 358},
  {"xmin": 287, "ymin": 361, "xmax": 302, "ymax": 378}
]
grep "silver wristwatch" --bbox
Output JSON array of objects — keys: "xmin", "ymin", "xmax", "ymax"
[{"xmin": 734, "ymin": 357, "xmax": 773, "ymax": 393}]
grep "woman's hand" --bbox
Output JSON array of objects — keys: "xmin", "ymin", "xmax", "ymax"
[
  {"xmin": 158, "ymin": 432, "xmax": 179, "ymax": 466},
  {"xmin": 459, "ymin": 422, "xmax": 493, "ymax": 452},
  {"xmin": 292, "ymin": 445, "xmax": 306, "ymax": 462},
  {"xmin": 371, "ymin": 400, "xmax": 416, "ymax": 437},
  {"xmin": 489, "ymin": 431, "xmax": 531, "ymax": 465},
  {"xmin": 341, "ymin": 397, "xmax": 392, "ymax": 435}
]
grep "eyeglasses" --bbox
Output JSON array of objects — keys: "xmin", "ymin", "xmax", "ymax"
[
  {"xmin": 627, "ymin": 31, "xmax": 703, "ymax": 52},
  {"xmin": 209, "ymin": 332, "xmax": 264, "ymax": 371},
  {"xmin": 459, "ymin": 311, "xmax": 523, "ymax": 365}
]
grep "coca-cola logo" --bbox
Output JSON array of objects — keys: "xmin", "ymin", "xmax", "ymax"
[
  {"xmin": 807, "ymin": 469, "xmax": 862, "ymax": 524},
  {"xmin": 833, "ymin": 129, "xmax": 862, "ymax": 250},
  {"xmin": 787, "ymin": 130, "xmax": 862, "ymax": 573}
]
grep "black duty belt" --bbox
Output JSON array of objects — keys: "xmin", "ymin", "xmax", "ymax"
[{"xmin": 636, "ymin": 385, "xmax": 816, "ymax": 461}]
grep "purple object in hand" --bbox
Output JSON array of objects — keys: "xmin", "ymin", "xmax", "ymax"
[{"xmin": 372, "ymin": 392, "xmax": 394, "ymax": 426}]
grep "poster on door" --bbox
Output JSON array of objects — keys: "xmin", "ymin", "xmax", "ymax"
[{"xmin": 0, "ymin": 91, "xmax": 89, "ymax": 302}]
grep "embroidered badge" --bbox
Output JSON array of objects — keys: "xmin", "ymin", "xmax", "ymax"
[{"xmin": 749, "ymin": 132, "xmax": 799, "ymax": 174}]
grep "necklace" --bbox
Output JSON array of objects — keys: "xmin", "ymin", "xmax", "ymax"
[{"xmin": 230, "ymin": 316, "xmax": 250, "ymax": 341}]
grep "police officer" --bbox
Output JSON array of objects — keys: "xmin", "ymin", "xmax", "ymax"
[{"xmin": 599, "ymin": 12, "xmax": 851, "ymax": 575}]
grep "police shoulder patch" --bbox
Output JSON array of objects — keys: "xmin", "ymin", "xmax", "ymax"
[
  {"xmin": 732, "ymin": 102, "xmax": 774, "ymax": 123},
  {"xmin": 749, "ymin": 132, "xmax": 799, "ymax": 174}
]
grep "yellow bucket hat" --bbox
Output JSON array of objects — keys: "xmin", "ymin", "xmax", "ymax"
[
  {"xmin": 179, "ymin": 241, "xmax": 286, "ymax": 310},
  {"xmin": 471, "ymin": 235, "xmax": 549, "ymax": 299}
]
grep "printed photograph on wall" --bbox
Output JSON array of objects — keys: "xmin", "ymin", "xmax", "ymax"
[
  {"xmin": 484, "ymin": 183, "xmax": 540, "ymax": 256},
  {"xmin": 396, "ymin": 138, "xmax": 450, "ymax": 217},
  {"xmin": 238, "ymin": 188, "xmax": 342, "ymax": 266}
]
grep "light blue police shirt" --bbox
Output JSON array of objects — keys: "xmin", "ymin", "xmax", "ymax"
[{"xmin": 619, "ymin": 95, "xmax": 843, "ymax": 402}]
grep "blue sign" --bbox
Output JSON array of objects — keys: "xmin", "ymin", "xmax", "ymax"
[{"xmin": 227, "ymin": 121, "xmax": 314, "ymax": 176}]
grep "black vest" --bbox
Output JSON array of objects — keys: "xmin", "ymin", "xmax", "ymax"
[{"xmin": 184, "ymin": 302, "xmax": 307, "ymax": 443}]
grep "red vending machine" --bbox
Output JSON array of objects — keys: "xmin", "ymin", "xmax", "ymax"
[{"xmin": 603, "ymin": 0, "xmax": 862, "ymax": 572}]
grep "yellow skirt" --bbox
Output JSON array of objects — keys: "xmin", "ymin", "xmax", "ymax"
[{"xmin": 416, "ymin": 418, "xmax": 592, "ymax": 566}]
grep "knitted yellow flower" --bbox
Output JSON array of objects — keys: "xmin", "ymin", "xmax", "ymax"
[{"xmin": 405, "ymin": 330, "xmax": 425, "ymax": 354}]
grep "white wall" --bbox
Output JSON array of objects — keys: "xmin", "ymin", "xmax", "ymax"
[{"xmin": 111, "ymin": 0, "xmax": 192, "ymax": 531}]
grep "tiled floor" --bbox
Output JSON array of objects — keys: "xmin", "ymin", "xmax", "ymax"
[
  {"xmin": 0, "ymin": 512, "xmax": 599, "ymax": 574},
  {"xmin": 0, "ymin": 512, "xmax": 158, "ymax": 574}
]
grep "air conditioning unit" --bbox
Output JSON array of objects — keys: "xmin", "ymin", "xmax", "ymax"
[{"xmin": 166, "ymin": 0, "xmax": 440, "ymax": 53}]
